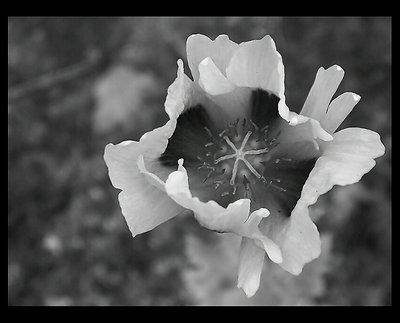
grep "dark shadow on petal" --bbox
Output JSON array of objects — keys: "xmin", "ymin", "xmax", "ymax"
[
  {"xmin": 159, "ymin": 105, "xmax": 216, "ymax": 168},
  {"xmin": 250, "ymin": 89, "xmax": 280, "ymax": 128},
  {"xmin": 253, "ymin": 153, "xmax": 317, "ymax": 217}
]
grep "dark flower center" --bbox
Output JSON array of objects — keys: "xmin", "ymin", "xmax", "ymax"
[
  {"xmin": 159, "ymin": 89, "xmax": 317, "ymax": 217},
  {"xmin": 195, "ymin": 117, "xmax": 283, "ymax": 201}
]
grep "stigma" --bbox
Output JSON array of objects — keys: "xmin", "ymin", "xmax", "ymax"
[{"xmin": 197, "ymin": 117, "xmax": 284, "ymax": 201}]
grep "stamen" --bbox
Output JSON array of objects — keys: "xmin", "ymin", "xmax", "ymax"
[
  {"xmin": 219, "ymin": 129, "xmax": 228, "ymax": 137},
  {"xmin": 242, "ymin": 175, "xmax": 257, "ymax": 202},
  {"xmin": 242, "ymin": 118, "xmax": 247, "ymax": 131},
  {"xmin": 203, "ymin": 126, "xmax": 213, "ymax": 138},
  {"xmin": 271, "ymin": 183, "xmax": 287, "ymax": 192},
  {"xmin": 204, "ymin": 126, "xmax": 222, "ymax": 148},
  {"xmin": 203, "ymin": 170, "xmax": 214, "ymax": 183},
  {"xmin": 249, "ymin": 120, "xmax": 259, "ymax": 131},
  {"xmin": 196, "ymin": 117, "xmax": 297, "ymax": 204},
  {"xmin": 229, "ymin": 119, "xmax": 239, "ymax": 137},
  {"xmin": 213, "ymin": 180, "xmax": 225, "ymax": 189}
]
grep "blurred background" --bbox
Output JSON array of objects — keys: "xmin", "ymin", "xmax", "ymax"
[{"xmin": 8, "ymin": 17, "xmax": 391, "ymax": 306}]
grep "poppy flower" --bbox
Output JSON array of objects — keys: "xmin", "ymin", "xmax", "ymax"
[{"xmin": 104, "ymin": 34, "xmax": 385, "ymax": 297}]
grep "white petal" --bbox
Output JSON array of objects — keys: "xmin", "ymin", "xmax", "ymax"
[
  {"xmin": 137, "ymin": 154, "xmax": 166, "ymax": 191},
  {"xmin": 105, "ymin": 119, "xmax": 175, "ymax": 190},
  {"xmin": 237, "ymin": 237, "xmax": 265, "ymax": 298},
  {"xmin": 165, "ymin": 159, "xmax": 253, "ymax": 234},
  {"xmin": 277, "ymin": 110, "xmax": 333, "ymax": 150},
  {"xmin": 300, "ymin": 127, "xmax": 385, "ymax": 207},
  {"xmin": 259, "ymin": 202, "xmax": 321, "ymax": 275},
  {"xmin": 266, "ymin": 127, "xmax": 384, "ymax": 272},
  {"xmin": 198, "ymin": 58, "xmax": 252, "ymax": 122},
  {"xmin": 244, "ymin": 208, "xmax": 283, "ymax": 264},
  {"xmin": 226, "ymin": 35, "xmax": 284, "ymax": 98},
  {"xmin": 300, "ymin": 65, "xmax": 345, "ymax": 122},
  {"xmin": 186, "ymin": 34, "xmax": 239, "ymax": 82},
  {"xmin": 321, "ymin": 92, "xmax": 361, "ymax": 133},
  {"xmin": 164, "ymin": 58, "xmax": 228, "ymax": 127},
  {"xmin": 117, "ymin": 183, "xmax": 184, "ymax": 238},
  {"xmin": 104, "ymin": 140, "xmax": 184, "ymax": 237},
  {"xmin": 164, "ymin": 59, "xmax": 193, "ymax": 119},
  {"xmin": 166, "ymin": 58, "xmax": 232, "ymax": 128},
  {"xmin": 255, "ymin": 236, "xmax": 283, "ymax": 264},
  {"xmin": 103, "ymin": 59, "xmax": 199, "ymax": 237},
  {"xmin": 198, "ymin": 57, "xmax": 236, "ymax": 95}
]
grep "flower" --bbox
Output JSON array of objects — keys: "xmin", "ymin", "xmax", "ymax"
[{"xmin": 104, "ymin": 34, "xmax": 385, "ymax": 297}]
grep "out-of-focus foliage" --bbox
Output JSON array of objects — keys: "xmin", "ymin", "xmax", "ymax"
[
  {"xmin": 184, "ymin": 231, "xmax": 332, "ymax": 305},
  {"xmin": 8, "ymin": 17, "xmax": 391, "ymax": 305}
]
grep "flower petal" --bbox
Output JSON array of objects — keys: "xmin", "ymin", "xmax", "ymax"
[
  {"xmin": 277, "ymin": 113, "xmax": 333, "ymax": 149},
  {"xmin": 104, "ymin": 139, "xmax": 184, "ymax": 237},
  {"xmin": 197, "ymin": 57, "xmax": 252, "ymax": 122},
  {"xmin": 103, "ymin": 59, "xmax": 197, "ymax": 237},
  {"xmin": 165, "ymin": 58, "xmax": 227, "ymax": 126},
  {"xmin": 259, "ymin": 202, "xmax": 321, "ymax": 275},
  {"xmin": 264, "ymin": 127, "xmax": 384, "ymax": 273},
  {"xmin": 237, "ymin": 237, "xmax": 265, "ymax": 298},
  {"xmin": 321, "ymin": 92, "xmax": 361, "ymax": 134},
  {"xmin": 245, "ymin": 209, "xmax": 283, "ymax": 264},
  {"xmin": 226, "ymin": 35, "xmax": 284, "ymax": 98},
  {"xmin": 164, "ymin": 159, "xmax": 252, "ymax": 234},
  {"xmin": 300, "ymin": 65, "xmax": 345, "ymax": 122},
  {"xmin": 300, "ymin": 127, "xmax": 385, "ymax": 207},
  {"xmin": 164, "ymin": 59, "xmax": 194, "ymax": 119},
  {"xmin": 186, "ymin": 34, "xmax": 239, "ymax": 82},
  {"xmin": 165, "ymin": 159, "xmax": 283, "ymax": 265},
  {"xmin": 198, "ymin": 57, "xmax": 236, "ymax": 95}
]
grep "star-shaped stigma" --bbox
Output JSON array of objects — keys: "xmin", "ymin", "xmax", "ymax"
[
  {"xmin": 215, "ymin": 131, "xmax": 270, "ymax": 185},
  {"xmin": 195, "ymin": 117, "xmax": 286, "ymax": 202}
]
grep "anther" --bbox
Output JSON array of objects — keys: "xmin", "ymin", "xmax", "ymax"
[
  {"xmin": 249, "ymin": 120, "xmax": 259, "ymax": 131},
  {"xmin": 229, "ymin": 119, "xmax": 240, "ymax": 138},
  {"xmin": 213, "ymin": 180, "xmax": 225, "ymax": 189},
  {"xmin": 203, "ymin": 126, "xmax": 213, "ymax": 138},
  {"xmin": 271, "ymin": 183, "xmax": 287, "ymax": 192},
  {"xmin": 242, "ymin": 118, "xmax": 247, "ymax": 131},
  {"xmin": 232, "ymin": 186, "xmax": 237, "ymax": 195},
  {"xmin": 204, "ymin": 126, "xmax": 223, "ymax": 149},
  {"xmin": 203, "ymin": 170, "xmax": 214, "ymax": 183}
]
